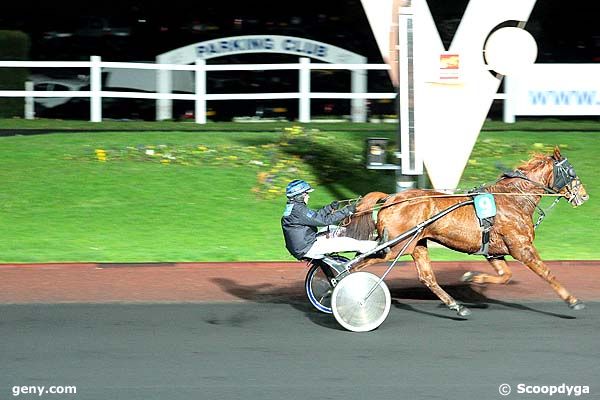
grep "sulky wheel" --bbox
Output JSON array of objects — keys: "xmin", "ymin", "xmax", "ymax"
[
  {"xmin": 305, "ymin": 257, "xmax": 349, "ymax": 314},
  {"xmin": 331, "ymin": 272, "xmax": 391, "ymax": 332}
]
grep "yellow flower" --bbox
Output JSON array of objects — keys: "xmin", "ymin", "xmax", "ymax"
[
  {"xmin": 257, "ymin": 172, "xmax": 269, "ymax": 183},
  {"xmin": 95, "ymin": 149, "xmax": 107, "ymax": 162},
  {"xmin": 161, "ymin": 159, "xmax": 170, "ymax": 164}
]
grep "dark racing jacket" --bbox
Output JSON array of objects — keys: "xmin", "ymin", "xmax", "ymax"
[{"xmin": 281, "ymin": 199, "xmax": 353, "ymax": 259}]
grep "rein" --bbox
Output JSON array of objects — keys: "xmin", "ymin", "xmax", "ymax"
[
  {"xmin": 349, "ymin": 191, "xmax": 562, "ymax": 216},
  {"xmin": 338, "ymin": 156, "xmax": 580, "ymax": 230},
  {"xmin": 339, "ymin": 170, "xmax": 568, "ymax": 229}
]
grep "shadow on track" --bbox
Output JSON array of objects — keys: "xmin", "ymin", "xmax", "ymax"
[
  {"xmin": 210, "ymin": 278, "xmax": 343, "ymax": 330},
  {"xmin": 211, "ymin": 270, "xmax": 576, "ymax": 330},
  {"xmin": 386, "ymin": 273, "xmax": 577, "ymax": 320}
]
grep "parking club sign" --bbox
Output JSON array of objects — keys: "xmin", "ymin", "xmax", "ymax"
[
  {"xmin": 159, "ymin": 35, "xmax": 364, "ymax": 64},
  {"xmin": 196, "ymin": 36, "xmax": 330, "ymax": 60}
]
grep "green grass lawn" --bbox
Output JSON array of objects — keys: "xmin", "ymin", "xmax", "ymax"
[{"xmin": 0, "ymin": 121, "xmax": 598, "ymax": 262}]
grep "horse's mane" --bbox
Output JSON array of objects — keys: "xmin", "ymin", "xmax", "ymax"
[
  {"xmin": 490, "ymin": 152, "xmax": 553, "ymax": 192},
  {"xmin": 514, "ymin": 153, "xmax": 550, "ymax": 173}
]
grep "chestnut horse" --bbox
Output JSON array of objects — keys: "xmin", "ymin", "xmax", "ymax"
[{"xmin": 344, "ymin": 147, "xmax": 589, "ymax": 316}]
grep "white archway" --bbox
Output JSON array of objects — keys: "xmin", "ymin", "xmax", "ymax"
[{"xmin": 155, "ymin": 35, "xmax": 367, "ymax": 121}]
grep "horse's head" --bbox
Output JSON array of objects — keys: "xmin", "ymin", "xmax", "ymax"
[{"xmin": 550, "ymin": 147, "xmax": 589, "ymax": 207}]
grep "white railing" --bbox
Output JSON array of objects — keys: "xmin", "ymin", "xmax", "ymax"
[{"xmin": 0, "ymin": 56, "xmax": 397, "ymax": 123}]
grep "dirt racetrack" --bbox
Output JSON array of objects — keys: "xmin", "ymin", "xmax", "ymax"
[{"xmin": 1, "ymin": 260, "xmax": 599, "ymax": 304}]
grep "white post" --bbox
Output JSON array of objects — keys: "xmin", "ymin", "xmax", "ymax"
[
  {"xmin": 156, "ymin": 55, "xmax": 173, "ymax": 121},
  {"xmin": 24, "ymin": 81, "xmax": 34, "ymax": 120},
  {"xmin": 351, "ymin": 56, "xmax": 368, "ymax": 122},
  {"xmin": 90, "ymin": 55, "xmax": 102, "ymax": 122},
  {"xmin": 298, "ymin": 57, "xmax": 311, "ymax": 123},
  {"xmin": 351, "ymin": 69, "xmax": 368, "ymax": 122},
  {"xmin": 195, "ymin": 59, "xmax": 207, "ymax": 124},
  {"xmin": 503, "ymin": 75, "xmax": 516, "ymax": 123}
]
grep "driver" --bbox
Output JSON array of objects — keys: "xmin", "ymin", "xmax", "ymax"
[{"xmin": 281, "ymin": 179, "xmax": 380, "ymax": 260}]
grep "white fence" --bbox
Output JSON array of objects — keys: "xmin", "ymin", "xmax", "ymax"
[{"xmin": 0, "ymin": 56, "xmax": 397, "ymax": 123}]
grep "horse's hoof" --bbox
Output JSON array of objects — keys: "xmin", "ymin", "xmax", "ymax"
[
  {"xmin": 569, "ymin": 300, "xmax": 586, "ymax": 311},
  {"xmin": 449, "ymin": 303, "xmax": 472, "ymax": 317},
  {"xmin": 457, "ymin": 306, "xmax": 472, "ymax": 317},
  {"xmin": 461, "ymin": 271, "xmax": 478, "ymax": 282}
]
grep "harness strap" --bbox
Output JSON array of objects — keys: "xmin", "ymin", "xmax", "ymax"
[
  {"xmin": 472, "ymin": 217, "xmax": 494, "ymax": 256},
  {"xmin": 502, "ymin": 169, "xmax": 559, "ymax": 194},
  {"xmin": 469, "ymin": 193, "xmax": 497, "ymax": 257},
  {"xmin": 534, "ymin": 196, "xmax": 561, "ymax": 230}
]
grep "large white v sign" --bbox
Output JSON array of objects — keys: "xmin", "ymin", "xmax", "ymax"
[{"xmin": 399, "ymin": 0, "xmax": 538, "ymax": 191}]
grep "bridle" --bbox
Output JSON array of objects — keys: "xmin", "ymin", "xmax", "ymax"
[
  {"xmin": 551, "ymin": 158, "xmax": 583, "ymax": 204},
  {"xmin": 503, "ymin": 157, "xmax": 579, "ymax": 199},
  {"xmin": 501, "ymin": 156, "xmax": 584, "ymax": 228}
]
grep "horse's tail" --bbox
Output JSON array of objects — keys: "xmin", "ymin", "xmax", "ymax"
[{"xmin": 344, "ymin": 191, "xmax": 388, "ymax": 240}]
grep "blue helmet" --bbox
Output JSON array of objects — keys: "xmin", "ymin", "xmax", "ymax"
[{"xmin": 286, "ymin": 179, "xmax": 314, "ymax": 198}]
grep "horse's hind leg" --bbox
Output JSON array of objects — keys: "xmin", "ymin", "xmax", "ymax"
[
  {"xmin": 412, "ymin": 241, "xmax": 472, "ymax": 317},
  {"xmin": 510, "ymin": 244, "xmax": 584, "ymax": 310},
  {"xmin": 462, "ymin": 257, "xmax": 513, "ymax": 284}
]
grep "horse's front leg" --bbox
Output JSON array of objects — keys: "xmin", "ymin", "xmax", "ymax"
[
  {"xmin": 462, "ymin": 256, "xmax": 513, "ymax": 284},
  {"xmin": 412, "ymin": 241, "xmax": 471, "ymax": 317},
  {"xmin": 510, "ymin": 244, "xmax": 585, "ymax": 310}
]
